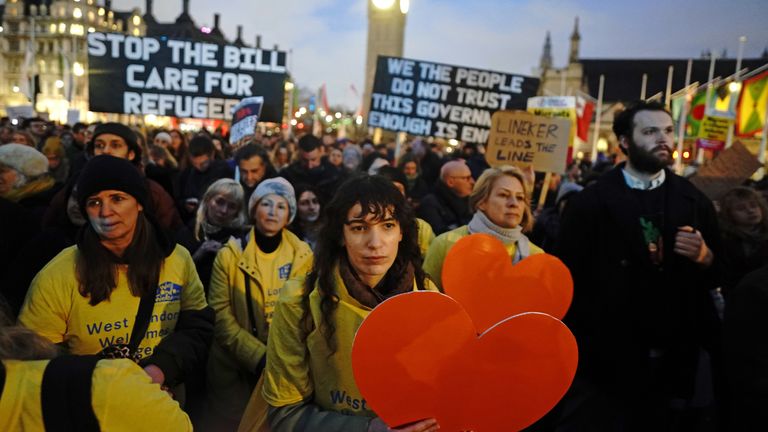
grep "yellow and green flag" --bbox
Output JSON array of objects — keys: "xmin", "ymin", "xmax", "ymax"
[{"xmin": 736, "ymin": 70, "xmax": 768, "ymax": 137}]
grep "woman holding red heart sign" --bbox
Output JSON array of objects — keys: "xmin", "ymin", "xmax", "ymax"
[
  {"xmin": 423, "ymin": 165, "xmax": 544, "ymax": 290},
  {"xmin": 244, "ymin": 175, "xmax": 439, "ymax": 432}
]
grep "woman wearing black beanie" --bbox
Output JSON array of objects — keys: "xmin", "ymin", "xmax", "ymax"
[{"xmin": 19, "ymin": 155, "xmax": 214, "ymax": 394}]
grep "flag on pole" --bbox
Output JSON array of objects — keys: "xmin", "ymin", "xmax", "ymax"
[
  {"xmin": 707, "ymin": 83, "xmax": 739, "ymax": 119},
  {"xmin": 687, "ymin": 90, "xmax": 709, "ymax": 137},
  {"xmin": 319, "ymin": 84, "xmax": 330, "ymax": 113},
  {"xmin": 61, "ymin": 53, "xmax": 73, "ymax": 103},
  {"xmin": 20, "ymin": 40, "xmax": 36, "ymax": 101},
  {"xmin": 575, "ymin": 94, "xmax": 594, "ymax": 142},
  {"xmin": 736, "ymin": 70, "xmax": 768, "ymax": 137}
]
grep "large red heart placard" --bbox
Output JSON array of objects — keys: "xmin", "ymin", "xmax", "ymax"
[
  {"xmin": 442, "ymin": 234, "xmax": 573, "ymax": 331},
  {"xmin": 352, "ymin": 292, "xmax": 578, "ymax": 431}
]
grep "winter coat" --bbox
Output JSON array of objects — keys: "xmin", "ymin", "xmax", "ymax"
[
  {"xmin": 417, "ymin": 182, "xmax": 473, "ymax": 235},
  {"xmin": 206, "ymin": 228, "xmax": 312, "ymax": 421},
  {"xmin": 556, "ymin": 164, "xmax": 722, "ymax": 398}
]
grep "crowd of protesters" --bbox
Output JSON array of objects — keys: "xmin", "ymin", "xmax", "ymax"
[{"xmin": 1, "ymin": 100, "xmax": 768, "ymax": 431}]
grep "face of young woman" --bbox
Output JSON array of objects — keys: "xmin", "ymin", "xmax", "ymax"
[
  {"xmin": 207, "ymin": 193, "xmax": 239, "ymax": 226},
  {"xmin": 297, "ymin": 191, "xmax": 321, "ymax": 223},
  {"xmin": 84, "ymin": 189, "xmax": 143, "ymax": 242},
  {"xmin": 329, "ymin": 149, "xmax": 343, "ymax": 167},
  {"xmin": 254, "ymin": 194, "xmax": 290, "ymax": 236},
  {"xmin": 342, "ymin": 203, "xmax": 402, "ymax": 288},
  {"xmin": 478, "ymin": 175, "xmax": 526, "ymax": 229},
  {"xmin": 730, "ymin": 198, "xmax": 763, "ymax": 228}
]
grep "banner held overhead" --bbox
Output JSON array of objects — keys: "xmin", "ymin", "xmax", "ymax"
[
  {"xmin": 368, "ymin": 56, "xmax": 539, "ymax": 144},
  {"xmin": 87, "ymin": 32, "xmax": 287, "ymax": 122}
]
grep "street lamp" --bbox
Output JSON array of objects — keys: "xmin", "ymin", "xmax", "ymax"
[
  {"xmin": 364, "ymin": 0, "xmax": 408, "ymax": 127},
  {"xmin": 73, "ymin": 62, "xmax": 85, "ymax": 77},
  {"xmin": 371, "ymin": 0, "xmax": 395, "ymax": 8}
]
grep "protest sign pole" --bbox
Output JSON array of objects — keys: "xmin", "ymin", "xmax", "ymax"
[
  {"xmin": 590, "ymin": 75, "xmax": 605, "ymax": 164},
  {"xmin": 726, "ymin": 36, "xmax": 747, "ymax": 149},
  {"xmin": 394, "ymin": 131, "xmax": 406, "ymax": 164},
  {"xmin": 697, "ymin": 53, "xmax": 718, "ymax": 164},
  {"xmin": 665, "ymin": 66, "xmax": 674, "ymax": 109},
  {"xmin": 754, "ymin": 94, "xmax": 768, "ymax": 181},
  {"xmin": 675, "ymin": 60, "xmax": 693, "ymax": 174},
  {"xmin": 640, "ymin": 74, "xmax": 647, "ymax": 100},
  {"xmin": 537, "ymin": 172, "xmax": 552, "ymax": 212}
]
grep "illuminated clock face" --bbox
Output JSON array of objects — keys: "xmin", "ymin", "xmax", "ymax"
[{"xmin": 371, "ymin": 0, "xmax": 396, "ymax": 9}]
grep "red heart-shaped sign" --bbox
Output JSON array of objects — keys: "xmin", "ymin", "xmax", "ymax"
[
  {"xmin": 352, "ymin": 292, "xmax": 578, "ymax": 431},
  {"xmin": 442, "ymin": 234, "xmax": 573, "ymax": 332}
]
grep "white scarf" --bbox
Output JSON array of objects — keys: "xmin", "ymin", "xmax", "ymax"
[{"xmin": 467, "ymin": 211, "xmax": 531, "ymax": 264}]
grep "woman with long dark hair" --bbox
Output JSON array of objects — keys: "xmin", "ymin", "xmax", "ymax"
[
  {"xmin": 256, "ymin": 174, "xmax": 439, "ymax": 432},
  {"xmin": 19, "ymin": 155, "xmax": 213, "ymax": 392}
]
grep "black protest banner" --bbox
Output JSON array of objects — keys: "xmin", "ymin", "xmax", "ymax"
[
  {"xmin": 368, "ymin": 56, "xmax": 539, "ymax": 144},
  {"xmin": 87, "ymin": 32, "xmax": 287, "ymax": 122}
]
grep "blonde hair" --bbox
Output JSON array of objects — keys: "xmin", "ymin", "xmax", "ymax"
[
  {"xmin": 469, "ymin": 165, "xmax": 534, "ymax": 231},
  {"xmin": 194, "ymin": 178, "xmax": 249, "ymax": 241}
]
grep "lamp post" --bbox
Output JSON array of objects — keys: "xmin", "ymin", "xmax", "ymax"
[{"xmin": 363, "ymin": 0, "xmax": 408, "ymax": 136}]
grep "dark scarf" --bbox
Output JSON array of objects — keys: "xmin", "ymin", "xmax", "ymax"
[
  {"xmin": 339, "ymin": 254, "xmax": 415, "ymax": 309},
  {"xmin": 255, "ymin": 228, "xmax": 282, "ymax": 253}
]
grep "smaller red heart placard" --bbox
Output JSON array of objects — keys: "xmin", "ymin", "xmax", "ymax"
[
  {"xmin": 352, "ymin": 291, "xmax": 578, "ymax": 431},
  {"xmin": 442, "ymin": 234, "xmax": 573, "ymax": 332}
]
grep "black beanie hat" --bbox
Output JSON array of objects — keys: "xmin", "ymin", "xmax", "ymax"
[
  {"xmin": 88, "ymin": 123, "xmax": 141, "ymax": 161},
  {"xmin": 77, "ymin": 155, "xmax": 148, "ymax": 215}
]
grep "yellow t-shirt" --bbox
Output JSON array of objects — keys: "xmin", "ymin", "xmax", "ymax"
[
  {"xmin": 262, "ymin": 269, "xmax": 438, "ymax": 417},
  {"xmin": 19, "ymin": 245, "xmax": 208, "ymax": 359},
  {"xmin": 0, "ymin": 359, "xmax": 192, "ymax": 431}
]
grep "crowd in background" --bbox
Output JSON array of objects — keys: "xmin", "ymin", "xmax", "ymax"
[{"xmin": 1, "ymin": 102, "xmax": 768, "ymax": 431}]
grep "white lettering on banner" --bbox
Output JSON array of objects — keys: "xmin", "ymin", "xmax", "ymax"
[
  {"xmin": 414, "ymin": 101, "xmax": 491, "ymax": 127},
  {"xmin": 416, "ymin": 82, "xmax": 452, "ymax": 100},
  {"xmin": 369, "ymin": 111, "xmax": 432, "ymax": 135},
  {"xmin": 87, "ymin": 33, "xmax": 160, "ymax": 61},
  {"xmin": 204, "ymin": 71, "xmax": 253, "ymax": 96},
  {"xmin": 126, "ymin": 65, "xmax": 200, "ymax": 92},
  {"xmin": 223, "ymin": 46, "xmax": 287, "ymax": 73},
  {"xmin": 390, "ymin": 77, "xmax": 414, "ymax": 96},
  {"xmin": 455, "ymin": 88, "xmax": 513, "ymax": 109},
  {"xmin": 434, "ymin": 121, "xmax": 458, "ymax": 139},
  {"xmin": 454, "ymin": 68, "xmax": 524, "ymax": 93},
  {"xmin": 418, "ymin": 62, "xmax": 452, "ymax": 83},
  {"xmin": 167, "ymin": 40, "xmax": 218, "ymax": 67},
  {"xmin": 387, "ymin": 58, "xmax": 416, "ymax": 77},
  {"xmin": 123, "ymin": 92, "xmax": 239, "ymax": 120},
  {"xmin": 371, "ymin": 94, "xmax": 413, "ymax": 114}
]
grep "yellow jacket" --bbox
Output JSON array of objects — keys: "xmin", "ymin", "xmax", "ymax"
[
  {"xmin": 0, "ymin": 358, "xmax": 192, "ymax": 431},
  {"xmin": 207, "ymin": 228, "xmax": 313, "ymax": 420},
  {"xmin": 416, "ymin": 217, "xmax": 436, "ymax": 257},
  {"xmin": 423, "ymin": 225, "xmax": 544, "ymax": 290},
  {"xmin": 251, "ymin": 267, "xmax": 438, "ymax": 431}
]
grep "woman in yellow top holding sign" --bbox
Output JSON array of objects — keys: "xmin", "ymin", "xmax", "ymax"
[
  {"xmin": 423, "ymin": 165, "xmax": 544, "ymax": 290},
  {"xmin": 19, "ymin": 155, "xmax": 213, "ymax": 391},
  {"xmin": 246, "ymin": 175, "xmax": 438, "ymax": 432}
]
